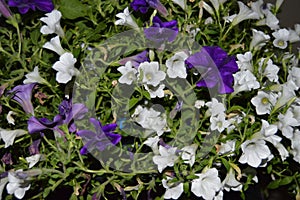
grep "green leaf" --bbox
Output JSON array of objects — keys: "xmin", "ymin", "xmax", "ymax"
[
  {"xmin": 267, "ymin": 176, "xmax": 294, "ymax": 189},
  {"xmin": 60, "ymin": 0, "xmax": 88, "ymax": 19}
]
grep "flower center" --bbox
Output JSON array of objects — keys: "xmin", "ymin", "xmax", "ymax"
[
  {"xmin": 261, "ymin": 97, "xmax": 269, "ymax": 105},
  {"xmin": 146, "ymin": 73, "xmax": 152, "ymax": 81},
  {"xmin": 278, "ymin": 40, "xmax": 285, "ymax": 46}
]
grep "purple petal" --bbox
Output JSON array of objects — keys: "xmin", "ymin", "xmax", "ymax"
[
  {"xmin": 102, "ymin": 123, "xmax": 117, "ymax": 133},
  {"xmin": 29, "ymin": 139, "xmax": 41, "ymax": 155},
  {"xmin": 8, "ymin": 83, "xmax": 36, "ymax": 115},
  {"xmin": 119, "ymin": 50, "xmax": 149, "ymax": 68}
]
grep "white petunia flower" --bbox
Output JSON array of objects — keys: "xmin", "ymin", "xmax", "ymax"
[
  {"xmin": 239, "ymin": 139, "xmax": 271, "ymax": 168},
  {"xmin": 277, "ymin": 110, "xmax": 300, "ymax": 139},
  {"xmin": 143, "ymin": 136, "xmax": 160, "ymax": 154},
  {"xmin": 52, "ymin": 52, "xmax": 79, "ymax": 84},
  {"xmin": 166, "ymin": 51, "xmax": 188, "ymax": 79},
  {"xmin": 194, "ymin": 100, "xmax": 205, "ymax": 109},
  {"xmin": 210, "ymin": 113, "xmax": 230, "ymax": 132},
  {"xmin": 259, "ymin": 58, "xmax": 280, "ymax": 82},
  {"xmin": 153, "ymin": 146, "xmax": 178, "ymax": 173},
  {"xmin": 218, "ymin": 140, "xmax": 236, "ymax": 155},
  {"xmin": 250, "ymin": 29, "xmax": 270, "ymax": 51},
  {"xmin": 288, "ymin": 29, "xmax": 300, "ymax": 43},
  {"xmin": 40, "ymin": 10, "xmax": 64, "ymax": 37},
  {"xmin": 138, "ymin": 61, "xmax": 166, "ymax": 87},
  {"xmin": 272, "ymin": 28, "xmax": 290, "ymax": 49},
  {"xmin": 43, "ymin": 36, "xmax": 65, "ymax": 55},
  {"xmin": 273, "ymin": 80, "xmax": 298, "ymax": 111},
  {"xmin": 223, "ymin": 14, "xmax": 237, "ymax": 23},
  {"xmin": 7, "ymin": 170, "xmax": 31, "ymax": 199},
  {"xmin": 264, "ymin": 9, "xmax": 279, "ymax": 30},
  {"xmin": 172, "ymin": 0, "xmax": 186, "ymax": 10},
  {"xmin": 117, "ymin": 61, "xmax": 137, "ymax": 85},
  {"xmin": 291, "ymin": 130, "xmax": 300, "ymax": 163},
  {"xmin": 191, "ymin": 168, "xmax": 222, "ymax": 200},
  {"xmin": 144, "ymin": 84, "xmax": 165, "ymax": 98},
  {"xmin": 205, "ymin": 98, "xmax": 225, "ymax": 117},
  {"xmin": 223, "ymin": 168, "xmax": 242, "ymax": 192},
  {"xmin": 232, "ymin": 1, "xmax": 260, "ymax": 26},
  {"xmin": 251, "ymin": 91, "xmax": 277, "ymax": 115},
  {"xmin": 288, "ymin": 67, "xmax": 300, "ymax": 89},
  {"xmin": 162, "ymin": 177, "xmax": 184, "ymax": 199},
  {"xmin": 236, "ymin": 51, "xmax": 253, "ymax": 71},
  {"xmin": 25, "ymin": 154, "xmax": 42, "ymax": 168},
  {"xmin": 6, "ymin": 111, "xmax": 16, "ymax": 125},
  {"xmin": 181, "ymin": 144, "xmax": 198, "ymax": 167},
  {"xmin": 23, "ymin": 66, "xmax": 45, "ymax": 84},
  {"xmin": 209, "ymin": 0, "xmax": 228, "ymax": 13},
  {"xmin": 233, "ymin": 70, "xmax": 260, "ymax": 94},
  {"xmin": 0, "ymin": 129, "xmax": 27, "ymax": 148},
  {"xmin": 115, "ymin": 7, "xmax": 138, "ymax": 29}
]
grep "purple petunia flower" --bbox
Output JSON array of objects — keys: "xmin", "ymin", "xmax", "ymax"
[
  {"xmin": 144, "ymin": 16, "xmax": 178, "ymax": 44},
  {"xmin": 28, "ymin": 139, "xmax": 41, "ymax": 155},
  {"xmin": 8, "ymin": 0, "xmax": 54, "ymax": 14},
  {"xmin": 0, "ymin": 0, "xmax": 12, "ymax": 18},
  {"xmin": 119, "ymin": 50, "xmax": 149, "ymax": 68},
  {"xmin": 185, "ymin": 46, "xmax": 238, "ymax": 94},
  {"xmin": 7, "ymin": 83, "xmax": 36, "ymax": 115},
  {"xmin": 77, "ymin": 118, "xmax": 121, "ymax": 155},
  {"xmin": 27, "ymin": 98, "xmax": 88, "ymax": 135},
  {"xmin": 131, "ymin": 0, "xmax": 168, "ymax": 16}
]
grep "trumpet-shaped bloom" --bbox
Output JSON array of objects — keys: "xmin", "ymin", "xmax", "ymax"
[
  {"xmin": 117, "ymin": 61, "xmax": 138, "ymax": 85},
  {"xmin": 251, "ymin": 91, "xmax": 277, "ymax": 115},
  {"xmin": 236, "ymin": 52, "xmax": 253, "ymax": 71},
  {"xmin": 258, "ymin": 58, "xmax": 279, "ymax": 82},
  {"xmin": 186, "ymin": 46, "xmax": 238, "ymax": 94},
  {"xmin": 191, "ymin": 168, "xmax": 222, "ymax": 200},
  {"xmin": 272, "ymin": 28, "xmax": 290, "ymax": 49},
  {"xmin": 77, "ymin": 118, "xmax": 121, "ymax": 155},
  {"xmin": 52, "ymin": 52, "xmax": 79, "ymax": 84},
  {"xmin": 162, "ymin": 177, "xmax": 184, "ymax": 199},
  {"xmin": 40, "ymin": 9, "xmax": 64, "ymax": 37},
  {"xmin": 0, "ymin": 129, "xmax": 27, "ymax": 148},
  {"xmin": 153, "ymin": 146, "xmax": 178, "ymax": 172},
  {"xmin": 144, "ymin": 84, "xmax": 165, "ymax": 98},
  {"xmin": 232, "ymin": 1, "xmax": 259, "ymax": 26},
  {"xmin": 233, "ymin": 70, "xmax": 260, "ymax": 94},
  {"xmin": 43, "ymin": 36, "xmax": 65, "ymax": 55},
  {"xmin": 144, "ymin": 16, "xmax": 178, "ymax": 44},
  {"xmin": 166, "ymin": 51, "xmax": 188, "ymax": 79},
  {"xmin": 250, "ymin": 29, "xmax": 270, "ymax": 50},
  {"xmin": 6, "ymin": 170, "xmax": 31, "ymax": 199},
  {"xmin": 7, "ymin": 83, "xmax": 36, "ymax": 115},
  {"xmin": 8, "ymin": 0, "xmax": 54, "ymax": 14},
  {"xmin": 115, "ymin": 7, "xmax": 138, "ymax": 29},
  {"xmin": 131, "ymin": 0, "xmax": 168, "ymax": 16},
  {"xmin": 23, "ymin": 66, "xmax": 45, "ymax": 84},
  {"xmin": 239, "ymin": 139, "xmax": 271, "ymax": 167},
  {"xmin": 138, "ymin": 61, "xmax": 166, "ymax": 87}
]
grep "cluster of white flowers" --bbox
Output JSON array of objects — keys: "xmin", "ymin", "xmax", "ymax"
[{"xmin": 40, "ymin": 10, "xmax": 79, "ymax": 84}]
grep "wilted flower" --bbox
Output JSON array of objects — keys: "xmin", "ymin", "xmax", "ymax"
[
  {"xmin": 40, "ymin": 9, "xmax": 64, "ymax": 37},
  {"xmin": 185, "ymin": 46, "xmax": 238, "ymax": 94},
  {"xmin": 77, "ymin": 118, "xmax": 121, "ymax": 155},
  {"xmin": 7, "ymin": 83, "xmax": 36, "ymax": 115},
  {"xmin": 8, "ymin": 0, "xmax": 54, "ymax": 14}
]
